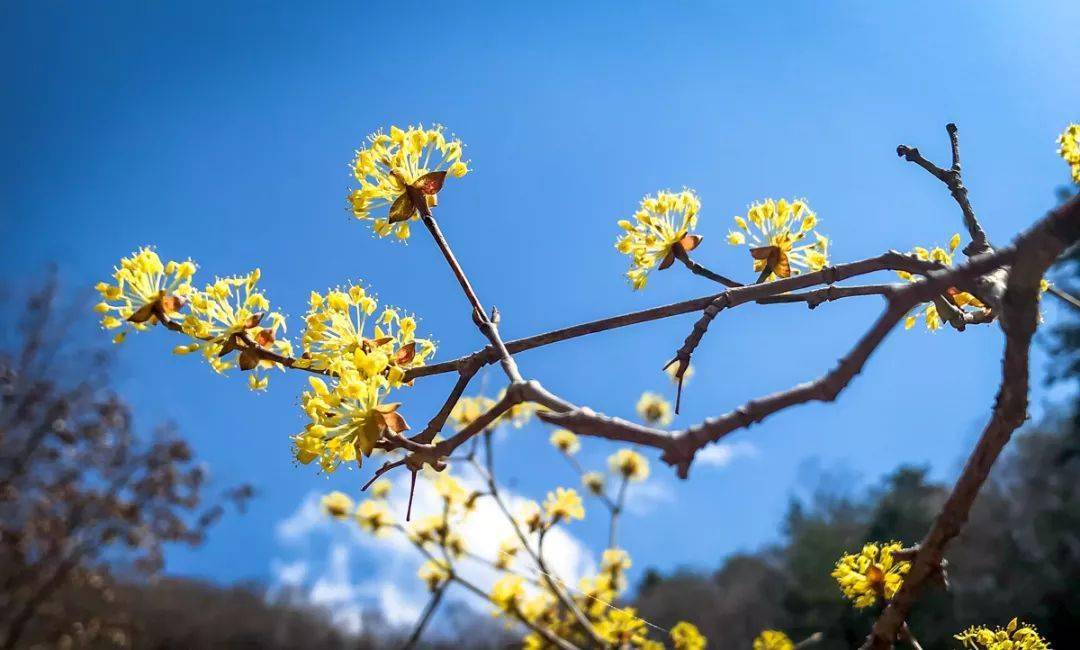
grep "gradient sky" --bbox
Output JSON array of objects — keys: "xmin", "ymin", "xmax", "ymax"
[{"xmin": 3, "ymin": 0, "xmax": 1078, "ymax": 606}]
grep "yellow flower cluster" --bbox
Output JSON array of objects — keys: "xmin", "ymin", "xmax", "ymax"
[
  {"xmin": 670, "ymin": 621, "xmax": 707, "ymax": 650},
  {"xmin": 322, "ymin": 488, "xmax": 395, "ymax": 535},
  {"xmin": 665, "ymin": 362, "xmax": 694, "ymax": 385},
  {"xmin": 1058, "ymin": 123, "xmax": 1080, "ymax": 184},
  {"xmin": 955, "ymin": 618, "xmax": 1050, "ymax": 650},
  {"xmin": 96, "ymin": 248, "xmax": 291, "ymax": 391},
  {"xmin": 609, "ymin": 449, "xmax": 650, "ymax": 482},
  {"xmin": 418, "ymin": 559, "xmax": 451, "ymax": 592},
  {"xmin": 636, "ymin": 392, "xmax": 673, "ymax": 426},
  {"xmin": 320, "ymin": 491, "xmax": 354, "ymax": 519},
  {"xmin": 95, "ymin": 247, "xmax": 195, "ymax": 342},
  {"xmin": 831, "ymin": 542, "xmax": 911, "ymax": 608},
  {"xmin": 582, "ymin": 471, "xmax": 606, "ymax": 495},
  {"xmin": 728, "ymin": 198, "xmax": 829, "ymax": 281},
  {"xmin": 616, "ymin": 190, "xmax": 703, "ymax": 290},
  {"xmin": 549, "ymin": 429, "xmax": 580, "ymax": 455},
  {"xmin": 356, "ymin": 499, "xmax": 395, "ymax": 534},
  {"xmin": 292, "ymin": 285, "xmax": 435, "ymax": 474},
  {"xmin": 348, "ymin": 124, "xmax": 469, "ymax": 240},
  {"xmin": 490, "ymin": 575, "xmax": 526, "ymax": 614},
  {"xmin": 543, "ymin": 487, "xmax": 585, "ymax": 523},
  {"xmin": 449, "ymin": 391, "xmax": 540, "ymax": 431},
  {"xmin": 898, "ymin": 234, "xmax": 986, "ymax": 331},
  {"xmin": 180, "ymin": 269, "xmax": 292, "ymax": 386},
  {"xmin": 752, "ymin": 630, "xmax": 794, "ymax": 650}
]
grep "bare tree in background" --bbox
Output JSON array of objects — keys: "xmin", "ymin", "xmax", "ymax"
[{"xmin": 0, "ymin": 276, "xmax": 252, "ymax": 649}]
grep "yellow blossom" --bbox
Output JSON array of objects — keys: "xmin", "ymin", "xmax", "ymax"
[
  {"xmin": 543, "ymin": 487, "xmax": 585, "ymax": 523},
  {"xmin": 95, "ymin": 247, "xmax": 196, "ymax": 337},
  {"xmin": 609, "ymin": 449, "xmax": 650, "ymax": 482},
  {"xmin": 434, "ymin": 473, "xmax": 469, "ymax": 508},
  {"xmin": 369, "ymin": 479, "xmax": 392, "ymax": 499},
  {"xmin": 320, "ymin": 491, "xmax": 354, "ymax": 519},
  {"xmin": 494, "ymin": 538, "xmax": 519, "ymax": 570},
  {"xmin": 489, "ymin": 575, "xmax": 525, "ymax": 614},
  {"xmin": 601, "ymin": 548, "xmax": 632, "ymax": 573},
  {"xmin": 636, "ymin": 392, "xmax": 673, "ymax": 426},
  {"xmin": 549, "ymin": 429, "xmax": 580, "ymax": 455},
  {"xmin": 595, "ymin": 607, "xmax": 648, "ymax": 647},
  {"xmin": 615, "ymin": 189, "xmax": 702, "ymax": 290},
  {"xmin": 449, "ymin": 395, "xmax": 498, "ymax": 430},
  {"xmin": 518, "ymin": 592, "xmax": 556, "ymax": 624},
  {"xmin": 496, "ymin": 388, "xmax": 540, "ymax": 428},
  {"xmin": 1058, "ymin": 123, "xmax": 1080, "ymax": 184},
  {"xmin": 753, "ymin": 630, "xmax": 793, "ymax": 650},
  {"xmin": 897, "ymin": 235, "xmax": 988, "ymax": 332},
  {"xmin": 955, "ymin": 618, "xmax": 1050, "ymax": 650},
  {"xmin": 671, "ymin": 621, "xmax": 708, "ymax": 650},
  {"xmin": 300, "ymin": 283, "xmax": 434, "ymax": 378},
  {"xmin": 831, "ymin": 541, "xmax": 911, "ymax": 608},
  {"xmin": 518, "ymin": 500, "xmax": 544, "ymax": 532},
  {"xmin": 665, "ymin": 362, "xmax": 694, "ymax": 385},
  {"xmin": 293, "ymin": 370, "xmax": 408, "ymax": 474},
  {"xmin": 355, "ymin": 499, "xmax": 394, "ymax": 534},
  {"xmin": 417, "ymin": 559, "xmax": 450, "ymax": 592},
  {"xmin": 292, "ymin": 285, "xmax": 433, "ymax": 474},
  {"xmin": 582, "ymin": 471, "xmax": 606, "ymax": 495},
  {"xmin": 728, "ymin": 198, "xmax": 829, "ymax": 281},
  {"xmin": 348, "ymin": 124, "xmax": 468, "ymax": 239},
  {"xmin": 180, "ymin": 269, "xmax": 292, "ymax": 389}
]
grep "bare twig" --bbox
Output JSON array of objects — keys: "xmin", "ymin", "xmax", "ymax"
[
  {"xmin": 673, "ymin": 247, "xmax": 742, "ymax": 288},
  {"xmin": 897, "ymin": 123, "xmax": 991, "ymax": 257},
  {"xmin": 1047, "ymin": 283, "xmax": 1080, "ymax": 311},
  {"xmin": 419, "ymin": 213, "xmax": 523, "ymax": 383}
]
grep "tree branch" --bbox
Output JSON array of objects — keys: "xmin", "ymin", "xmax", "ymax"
[
  {"xmin": 861, "ymin": 193, "xmax": 1080, "ymax": 649},
  {"xmin": 897, "ymin": 123, "xmax": 991, "ymax": 256},
  {"xmin": 406, "ymin": 252, "xmax": 945, "ymax": 382},
  {"xmin": 419, "ymin": 213, "xmax": 523, "ymax": 383}
]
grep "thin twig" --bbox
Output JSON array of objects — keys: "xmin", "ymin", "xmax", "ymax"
[
  {"xmin": 407, "ymin": 251, "xmax": 946, "ymax": 382},
  {"xmin": 420, "ymin": 213, "xmax": 523, "ymax": 383},
  {"xmin": 897, "ymin": 123, "xmax": 991, "ymax": 256},
  {"xmin": 609, "ymin": 474, "xmax": 628, "ymax": 550},
  {"xmin": 1047, "ymin": 283, "xmax": 1080, "ymax": 311},
  {"xmin": 674, "ymin": 247, "xmax": 742, "ymax": 288},
  {"xmin": 401, "ymin": 585, "xmax": 445, "ymax": 649}
]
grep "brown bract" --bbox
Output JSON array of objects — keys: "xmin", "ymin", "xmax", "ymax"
[{"xmin": 389, "ymin": 170, "xmax": 448, "ymax": 223}]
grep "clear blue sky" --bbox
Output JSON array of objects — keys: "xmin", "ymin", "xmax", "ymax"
[{"xmin": 3, "ymin": 1, "xmax": 1078, "ymax": 594}]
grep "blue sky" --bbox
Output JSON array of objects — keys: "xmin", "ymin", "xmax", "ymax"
[{"xmin": 3, "ymin": 0, "xmax": 1078, "ymax": 615}]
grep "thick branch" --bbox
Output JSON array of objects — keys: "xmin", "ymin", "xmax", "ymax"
[{"xmin": 861, "ymin": 193, "xmax": 1080, "ymax": 649}]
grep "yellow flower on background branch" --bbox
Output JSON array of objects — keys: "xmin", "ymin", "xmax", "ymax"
[
  {"xmin": 752, "ymin": 630, "xmax": 793, "ymax": 650},
  {"xmin": 955, "ymin": 618, "xmax": 1050, "ymax": 650}
]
